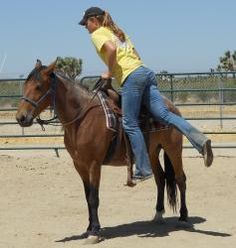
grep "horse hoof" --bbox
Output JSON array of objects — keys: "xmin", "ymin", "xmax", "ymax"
[
  {"xmin": 84, "ymin": 235, "xmax": 103, "ymax": 245},
  {"xmin": 152, "ymin": 211, "xmax": 165, "ymax": 224},
  {"xmin": 153, "ymin": 217, "xmax": 165, "ymax": 224},
  {"xmin": 124, "ymin": 179, "xmax": 137, "ymax": 187}
]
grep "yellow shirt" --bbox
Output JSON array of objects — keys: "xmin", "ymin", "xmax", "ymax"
[{"xmin": 91, "ymin": 27, "xmax": 143, "ymax": 85}]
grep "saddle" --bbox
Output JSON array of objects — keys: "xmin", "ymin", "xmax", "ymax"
[
  {"xmin": 97, "ymin": 79, "xmax": 166, "ymax": 131},
  {"xmin": 96, "ymin": 79, "xmax": 168, "ymax": 187}
]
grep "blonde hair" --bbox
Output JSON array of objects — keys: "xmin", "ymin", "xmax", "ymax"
[{"xmin": 96, "ymin": 11, "xmax": 126, "ymax": 42}]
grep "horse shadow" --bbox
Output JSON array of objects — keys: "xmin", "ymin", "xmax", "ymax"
[{"xmin": 55, "ymin": 216, "xmax": 231, "ymax": 242}]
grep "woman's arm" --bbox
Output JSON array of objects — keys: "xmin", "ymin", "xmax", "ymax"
[{"xmin": 101, "ymin": 40, "xmax": 117, "ymax": 79}]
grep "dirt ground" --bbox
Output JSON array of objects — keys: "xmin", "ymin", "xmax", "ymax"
[{"xmin": 0, "ymin": 148, "xmax": 236, "ymax": 248}]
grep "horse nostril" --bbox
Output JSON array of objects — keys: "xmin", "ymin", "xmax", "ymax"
[
  {"xmin": 16, "ymin": 114, "xmax": 26, "ymax": 125},
  {"xmin": 16, "ymin": 112, "xmax": 33, "ymax": 127},
  {"xmin": 20, "ymin": 115, "xmax": 26, "ymax": 123}
]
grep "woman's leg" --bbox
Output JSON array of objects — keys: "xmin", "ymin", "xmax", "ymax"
[
  {"xmin": 143, "ymin": 69, "xmax": 213, "ymax": 166},
  {"xmin": 121, "ymin": 67, "xmax": 153, "ymax": 177}
]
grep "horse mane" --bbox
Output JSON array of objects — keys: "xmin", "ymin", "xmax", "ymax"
[
  {"xmin": 26, "ymin": 66, "xmax": 91, "ymax": 95},
  {"xmin": 26, "ymin": 66, "xmax": 47, "ymax": 81},
  {"xmin": 55, "ymin": 71, "xmax": 88, "ymax": 88},
  {"xmin": 55, "ymin": 72, "xmax": 95, "ymax": 102},
  {"xmin": 55, "ymin": 71, "xmax": 76, "ymax": 84}
]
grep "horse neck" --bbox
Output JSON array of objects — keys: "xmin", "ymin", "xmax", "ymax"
[{"xmin": 54, "ymin": 75, "xmax": 95, "ymax": 124}]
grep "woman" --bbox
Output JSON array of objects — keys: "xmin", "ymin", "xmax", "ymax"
[{"xmin": 79, "ymin": 7, "xmax": 213, "ymax": 181}]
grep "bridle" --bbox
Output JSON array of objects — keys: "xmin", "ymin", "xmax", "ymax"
[
  {"xmin": 21, "ymin": 71, "xmax": 105, "ymax": 130},
  {"xmin": 21, "ymin": 72, "xmax": 58, "ymax": 130},
  {"xmin": 21, "ymin": 80, "xmax": 57, "ymax": 109}
]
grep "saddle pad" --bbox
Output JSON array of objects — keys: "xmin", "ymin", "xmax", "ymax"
[
  {"xmin": 97, "ymin": 91, "xmax": 118, "ymax": 132},
  {"xmin": 97, "ymin": 91, "xmax": 169, "ymax": 133}
]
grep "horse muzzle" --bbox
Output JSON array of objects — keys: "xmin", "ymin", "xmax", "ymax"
[{"xmin": 16, "ymin": 112, "xmax": 34, "ymax": 127}]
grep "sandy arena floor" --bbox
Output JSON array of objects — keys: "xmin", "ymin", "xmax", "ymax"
[
  {"xmin": 0, "ymin": 148, "xmax": 236, "ymax": 248},
  {"xmin": 0, "ymin": 107, "xmax": 236, "ymax": 247}
]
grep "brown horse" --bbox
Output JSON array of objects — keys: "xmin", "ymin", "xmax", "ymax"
[{"xmin": 16, "ymin": 59, "xmax": 187, "ymax": 243}]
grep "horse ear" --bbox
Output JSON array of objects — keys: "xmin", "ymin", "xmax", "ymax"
[
  {"xmin": 35, "ymin": 59, "xmax": 42, "ymax": 69},
  {"xmin": 44, "ymin": 58, "xmax": 58, "ymax": 75}
]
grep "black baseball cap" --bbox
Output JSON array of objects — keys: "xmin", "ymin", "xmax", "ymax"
[{"xmin": 79, "ymin": 7, "xmax": 105, "ymax": 26}]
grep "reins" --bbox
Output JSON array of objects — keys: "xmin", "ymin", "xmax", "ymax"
[
  {"xmin": 59, "ymin": 77, "xmax": 106, "ymax": 127},
  {"xmin": 21, "ymin": 75, "xmax": 107, "ymax": 130}
]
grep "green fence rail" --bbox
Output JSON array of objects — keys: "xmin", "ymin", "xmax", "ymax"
[{"xmin": 1, "ymin": 71, "xmax": 236, "ymax": 155}]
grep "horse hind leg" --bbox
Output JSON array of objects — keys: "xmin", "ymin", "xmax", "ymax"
[
  {"xmin": 150, "ymin": 149, "xmax": 166, "ymax": 223},
  {"xmin": 164, "ymin": 148, "xmax": 188, "ymax": 223},
  {"xmin": 176, "ymin": 171, "xmax": 188, "ymax": 222}
]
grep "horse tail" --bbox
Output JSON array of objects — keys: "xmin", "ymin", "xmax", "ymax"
[{"xmin": 164, "ymin": 152, "xmax": 178, "ymax": 212}]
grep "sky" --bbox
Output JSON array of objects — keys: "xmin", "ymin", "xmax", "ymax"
[{"xmin": 0, "ymin": 0, "xmax": 236, "ymax": 78}]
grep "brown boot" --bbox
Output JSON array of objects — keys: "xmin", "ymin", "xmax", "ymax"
[{"xmin": 202, "ymin": 139, "xmax": 213, "ymax": 167}]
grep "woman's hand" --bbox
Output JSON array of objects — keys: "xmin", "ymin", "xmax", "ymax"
[{"xmin": 101, "ymin": 71, "xmax": 112, "ymax": 79}]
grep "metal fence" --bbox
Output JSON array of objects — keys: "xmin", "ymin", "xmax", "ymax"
[{"xmin": 0, "ymin": 71, "xmax": 236, "ymax": 155}]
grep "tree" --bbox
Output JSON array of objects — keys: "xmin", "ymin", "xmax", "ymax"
[
  {"xmin": 217, "ymin": 50, "xmax": 236, "ymax": 71},
  {"xmin": 56, "ymin": 56, "xmax": 82, "ymax": 80}
]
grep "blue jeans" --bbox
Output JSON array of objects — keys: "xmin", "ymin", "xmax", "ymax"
[{"xmin": 121, "ymin": 66, "xmax": 208, "ymax": 177}]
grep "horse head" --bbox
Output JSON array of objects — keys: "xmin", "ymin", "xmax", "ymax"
[{"xmin": 16, "ymin": 59, "xmax": 57, "ymax": 127}]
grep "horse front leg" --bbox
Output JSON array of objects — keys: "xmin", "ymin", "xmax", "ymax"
[
  {"xmin": 83, "ymin": 182, "xmax": 100, "ymax": 236},
  {"xmin": 75, "ymin": 161, "xmax": 102, "ymax": 244},
  {"xmin": 82, "ymin": 181, "xmax": 94, "ymax": 233}
]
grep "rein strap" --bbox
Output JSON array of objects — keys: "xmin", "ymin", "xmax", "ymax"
[{"xmin": 30, "ymin": 77, "xmax": 107, "ymax": 129}]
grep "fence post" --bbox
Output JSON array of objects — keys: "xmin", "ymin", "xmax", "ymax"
[
  {"xmin": 170, "ymin": 74, "xmax": 174, "ymax": 102},
  {"xmin": 218, "ymin": 79, "xmax": 224, "ymax": 129},
  {"xmin": 54, "ymin": 148, "xmax": 60, "ymax": 157},
  {"xmin": 19, "ymin": 80, "xmax": 25, "ymax": 135}
]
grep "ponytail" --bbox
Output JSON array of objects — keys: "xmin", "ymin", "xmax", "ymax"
[{"xmin": 97, "ymin": 11, "xmax": 126, "ymax": 42}]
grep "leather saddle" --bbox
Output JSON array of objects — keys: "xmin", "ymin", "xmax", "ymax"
[
  {"xmin": 94, "ymin": 79, "xmax": 164, "ymax": 187},
  {"xmin": 95, "ymin": 79, "xmax": 152, "ymax": 122}
]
